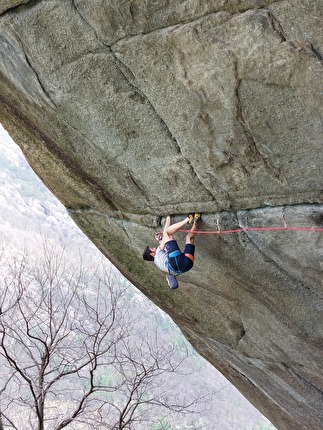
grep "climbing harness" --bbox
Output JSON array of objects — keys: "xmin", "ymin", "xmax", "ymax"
[{"xmin": 167, "ymin": 250, "xmax": 182, "ymax": 275}]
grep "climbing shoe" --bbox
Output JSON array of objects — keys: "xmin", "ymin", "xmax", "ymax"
[
  {"xmin": 187, "ymin": 213, "xmax": 194, "ymax": 224},
  {"xmin": 194, "ymin": 213, "xmax": 201, "ymax": 224}
]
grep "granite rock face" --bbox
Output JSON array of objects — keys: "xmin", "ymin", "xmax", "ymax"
[{"xmin": 1, "ymin": 1, "xmax": 323, "ymax": 429}]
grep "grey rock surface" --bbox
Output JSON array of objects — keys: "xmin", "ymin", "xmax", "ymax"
[{"xmin": 0, "ymin": 1, "xmax": 323, "ymax": 429}]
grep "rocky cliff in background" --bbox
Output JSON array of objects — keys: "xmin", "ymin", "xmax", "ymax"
[{"xmin": 0, "ymin": 1, "xmax": 322, "ymax": 429}]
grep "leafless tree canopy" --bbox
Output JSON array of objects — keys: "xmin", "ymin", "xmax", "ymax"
[{"xmin": 0, "ymin": 239, "xmax": 211, "ymax": 430}]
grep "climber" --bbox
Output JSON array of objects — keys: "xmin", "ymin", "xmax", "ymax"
[{"xmin": 142, "ymin": 213, "xmax": 201, "ymax": 287}]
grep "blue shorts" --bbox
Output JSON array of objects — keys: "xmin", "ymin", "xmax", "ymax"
[{"xmin": 165, "ymin": 240, "xmax": 195, "ymax": 274}]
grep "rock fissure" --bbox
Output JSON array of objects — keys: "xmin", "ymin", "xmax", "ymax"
[
  {"xmin": 10, "ymin": 28, "xmax": 56, "ymax": 107},
  {"xmin": 110, "ymin": 51, "xmax": 216, "ymax": 202},
  {"xmin": 264, "ymin": 8, "xmax": 288, "ymax": 43},
  {"xmin": 70, "ymin": 0, "xmax": 106, "ymax": 48},
  {"xmin": 285, "ymin": 365, "xmax": 323, "ymax": 396},
  {"xmin": 309, "ymin": 44, "xmax": 323, "ymax": 62},
  {"xmin": 237, "ymin": 221, "xmax": 302, "ymax": 274},
  {"xmin": 58, "ymin": 115, "xmax": 120, "ymax": 166},
  {"xmin": 127, "ymin": 171, "xmax": 150, "ymax": 201},
  {"xmin": 237, "ymin": 226, "xmax": 323, "ymax": 310},
  {"xmin": 99, "ymin": 1, "xmax": 283, "ymax": 47},
  {"xmin": 233, "ymin": 60, "xmax": 286, "ymax": 184},
  {"xmin": 0, "ymin": 0, "xmax": 34, "ymax": 16},
  {"xmin": 206, "ymin": 335, "xmax": 307, "ymax": 370},
  {"xmin": 263, "ymin": 8, "xmax": 323, "ymax": 65},
  {"xmin": 258, "ymin": 8, "xmax": 323, "ymax": 67},
  {"xmin": 112, "ymin": 54, "xmax": 181, "ymax": 149}
]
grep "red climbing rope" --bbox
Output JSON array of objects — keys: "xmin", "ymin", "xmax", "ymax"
[{"xmin": 178, "ymin": 226, "xmax": 323, "ymax": 235}]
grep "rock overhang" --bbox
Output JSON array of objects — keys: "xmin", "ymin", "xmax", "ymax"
[{"xmin": 1, "ymin": 1, "xmax": 323, "ymax": 429}]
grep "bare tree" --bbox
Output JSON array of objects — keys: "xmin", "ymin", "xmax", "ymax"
[{"xmin": 0, "ymin": 239, "xmax": 210, "ymax": 430}]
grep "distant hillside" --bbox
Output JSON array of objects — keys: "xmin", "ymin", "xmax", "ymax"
[
  {"xmin": 0, "ymin": 126, "xmax": 86, "ymax": 250},
  {"xmin": 0, "ymin": 124, "xmax": 275, "ymax": 430}
]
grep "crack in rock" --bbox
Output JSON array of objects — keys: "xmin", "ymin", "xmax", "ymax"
[
  {"xmin": 0, "ymin": 0, "xmax": 33, "ymax": 16},
  {"xmin": 233, "ymin": 58, "xmax": 286, "ymax": 184},
  {"xmin": 112, "ymin": 53, "xmax": 216, "ymax": 202},
  {"xmin": 69, "ymin": 0, "xmax": 216, "ymax": 200},
  {"xmin": 22, "ymin": 48, "xmax": 56, "ymax": 107},
  {"xmin": 264, "ymin": 7, "xmax": 323, "ymax": 64}
]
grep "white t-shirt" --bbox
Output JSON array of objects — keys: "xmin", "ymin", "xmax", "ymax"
[{"xmin": 154, "ymin": 246, "xmax": 168, "ymax": 272}]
